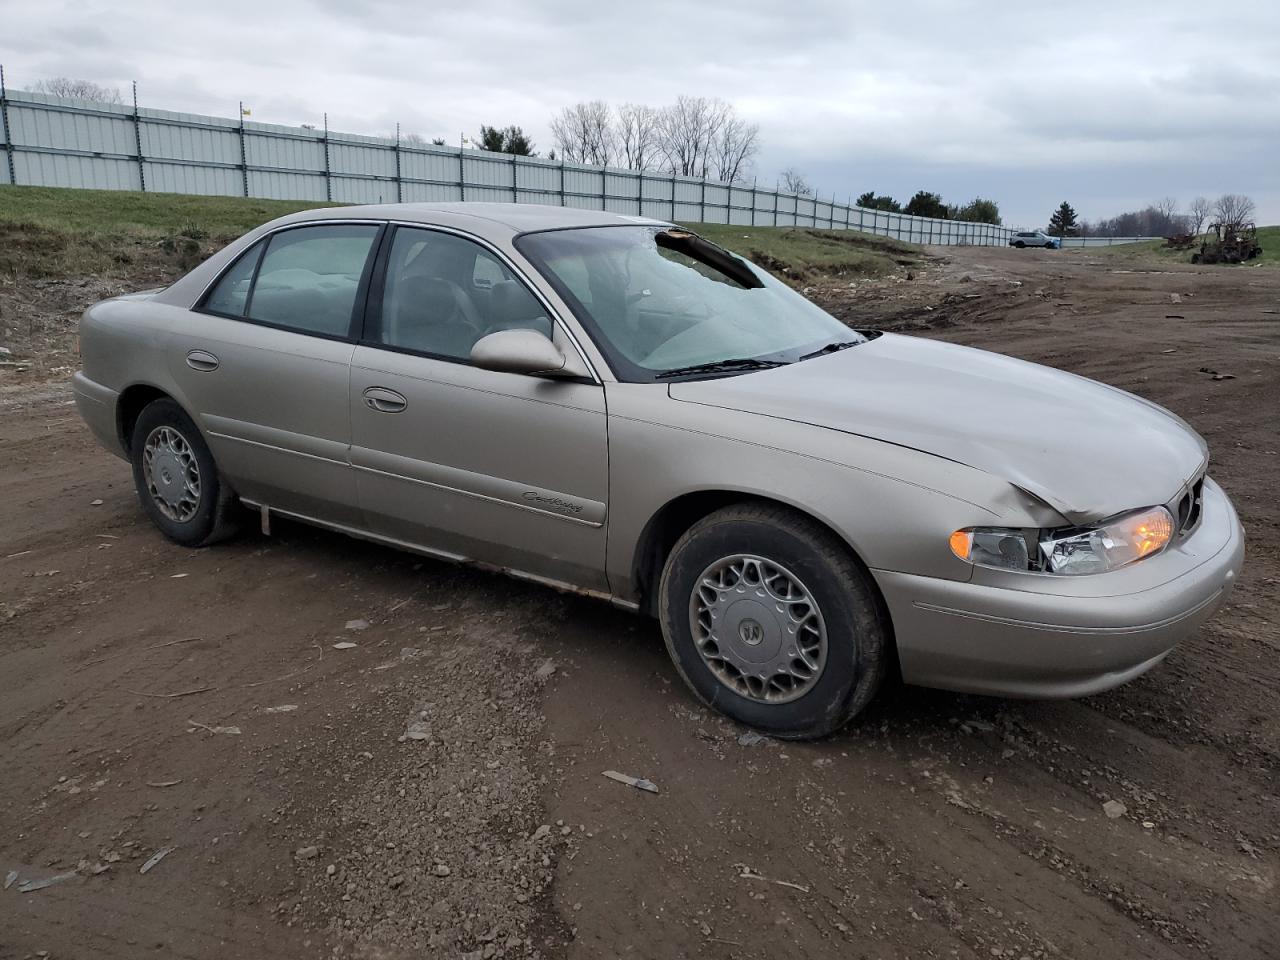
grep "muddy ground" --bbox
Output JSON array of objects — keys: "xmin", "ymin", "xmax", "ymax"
[{"xmin": 2, "ymin": 245, "xmax": 1278, "ymax": 960}]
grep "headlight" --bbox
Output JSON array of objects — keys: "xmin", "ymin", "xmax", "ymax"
[
  {"xmin": 950, "ymin": 505, "xmax": 1175, "ymax": 576},
  {"xmin": 1039, "ymin": 506, "xmax": 1174, "ymax": 575}
]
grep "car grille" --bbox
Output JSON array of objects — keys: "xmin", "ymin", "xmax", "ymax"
[{"xmin": 1173, "ymin": 475, "xmax": 1205, "ymax": 537}]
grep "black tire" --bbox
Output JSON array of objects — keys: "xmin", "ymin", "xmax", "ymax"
[
  {"xmin": 657, "ymin": 503, "xmax": 888, "ymax": 740},
  {"xmin": 1014, "ymin": 241, "xmax": 1025, "ymax": 248},
  {"xmin": 130, "ymin": 398, "xmax": 240, "ymax": 547}
]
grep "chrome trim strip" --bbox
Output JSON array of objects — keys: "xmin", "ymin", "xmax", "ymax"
[
  {"xmin": 206, "ymin": 431, "xmax": 349, "ymax": 467},
  {"xmin": 239, "ymin": 499, "xmax": 634, "ymax": 609},
  {"xmin": 913, "ymin": 588, "xmax": 1222, "ymax": 636},
  {"xmin": 351, "ymin": 461, "xmax": 604, "ymax": 528}
]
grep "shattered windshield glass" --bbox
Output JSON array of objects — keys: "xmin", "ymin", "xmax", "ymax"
[{"xmin": 516, "ymin": 226, "xmax": 863, "ymax": 381}]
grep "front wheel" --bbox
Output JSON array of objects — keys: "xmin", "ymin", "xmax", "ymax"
[
  {"xmin": 130, "ymin": 398, "xmax": 241, "ymax": 547},
  {"xmin": 1014, "ymin": 240, "xmax": 1026, "ymax": 248},
  {"xmin": 658, "ymin": 504, "xmax": 888, "ymax": 739}
]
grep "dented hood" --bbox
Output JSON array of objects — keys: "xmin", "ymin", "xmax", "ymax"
[{"xmin": 668, "ymin": 333, "xmax": 1207, "ymax": 524}]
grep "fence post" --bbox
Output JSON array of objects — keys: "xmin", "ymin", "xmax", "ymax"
[
  {"xmin": 558, "ymin": 157, "xmax": 565, "ymax": 207},
  {"xmin": 750, "ymin": 178, "xmax": 757, "ymax": 227},
  {"xmin": 670, "ymin": 170, "xmax": 676, "ymax": 221},
  {"xmin": 394, "ymin": 123, "xmax": 402, "ymax": 204},
  {"xmin": 130, "ymin": 81, "xmax": 146, "ymax": 193},
  {"xmin": 511, "ymin": 152, "xmax": 518, "ymax": 203},
  {"xmin": 773, "ymin": 188, "xmax": 779, "ymax": 227},
  {"xmin": 699, "ymin": 175, "xmax": 706, "ymax": 224},
  {"xmin": 0, "ymin": 65, "xmax": 15, "ymax": 188},
  {"xmin": 322, "ymin": 113, "xmax": 332, "ymax": 202},
  {"xmin": 458, "ymin": 135, "xmax": 465, "ymax": 202},
  {"xmin": 237, "ymin": 101, "xmax": 249, "ymax": 197}
]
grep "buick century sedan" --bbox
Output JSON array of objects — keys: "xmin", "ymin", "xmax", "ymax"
[{"xmin": 74, "ymin": 204, "xmax": 1244, "ymax": 738}]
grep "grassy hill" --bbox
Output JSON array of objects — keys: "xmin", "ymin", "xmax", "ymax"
[{"xmin": 0, "ymin": 184, "xmax": 918, "ymax": 283}]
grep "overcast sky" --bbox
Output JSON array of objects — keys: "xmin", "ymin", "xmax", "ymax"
[{"xmin": 5, "ymin": 0, "xmax": 1278, "ymax": 227}]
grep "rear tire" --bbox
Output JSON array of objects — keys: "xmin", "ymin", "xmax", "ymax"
[
  {"xmin": 658, "ymin": 504, "xmax": 887, "ymax": 740},
  {"xmin": 130, "ymin": 398, "xmax": 240, "ymax": 547}
]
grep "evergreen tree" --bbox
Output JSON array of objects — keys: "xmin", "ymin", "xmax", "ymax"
[
  {"xmin": 904, "ymin": 191, "xmax": 949, "ymax": 219},
  {"xmin": 475, "ymin": 125, "xmax": 536, "ymax": 155},
  {"xmin": 1048, "ymin": 202, "xmax": 1079, "ymax": 237}
]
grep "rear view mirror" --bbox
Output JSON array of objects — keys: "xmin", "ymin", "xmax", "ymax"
[{"xmin": 470, "ymin": 328, "xmax": 567, "ymax": 377}]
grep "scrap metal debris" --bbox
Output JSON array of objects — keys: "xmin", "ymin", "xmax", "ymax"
[
  {"xmin": 602, "ymin": 770, "xmax": 659, "ymax": 794},
  {"xmin": 18, "ymin": 871, "xmax": 78, "ymax": 893},
  {"xmin": 4, "ymin": 869, "xmax": 17, "ymax": 889},
  {"xmin": 145, "ymin": 779, "xmax": 183, "ymax": 788},
  {"xmin": 736, "ymin": 864, "xmax": 811, "ymax": 893},
  {"xmin": 187, "ymin": 720, "xmax": 241, "ymax": 735},
  {"xmin": 333, "ymin": 641, "xmax": 359, "ymax": 650},
  {"xmin": 139, "ymin": 847, "xmax": 175, "ymax": 874}
]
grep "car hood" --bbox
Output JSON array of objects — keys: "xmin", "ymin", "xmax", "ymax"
[{"xmin": 668, "ymin": 333, "xmax": 1207, "ymax": 525}]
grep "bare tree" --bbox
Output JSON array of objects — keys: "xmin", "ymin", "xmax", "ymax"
[
  {"xmin": 711, "ymin": 114, "xmax": 760, "ymax": 183},
  {"xmin": 1154, "ymin": 196, "xmax": 1179, "ymax": 226},
  {"xmin": 32, "ymin": 77, "xmax": 122, "ymax": 103},
  {"xmin": 1213, "ymin": 194, "xmax": 1256, "ymax": 231},
  {"xmin": 656, "ymin": 96, "xmax": 730, "ymax": 178},
  {"xmin": 1187, "ymin": 196, "xmax": 1212, "ymax": 236},
  {"xmin": 550, "ymin": 101, "xmax": 614, "ymax": 166},
  {"xmin": 616, "ymin": 103, "xmax": 661, "ymax": 170},
  {"xmin": 779, "ymin": 167, "xmax": 811, "ymax": 196}
]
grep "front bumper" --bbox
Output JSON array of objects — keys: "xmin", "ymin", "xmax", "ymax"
[{"xmin": 875, "ymin": 478, "xmax": 1244, "ymax": 698}]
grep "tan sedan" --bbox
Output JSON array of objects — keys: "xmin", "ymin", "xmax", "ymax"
[{"xmin": 73, "ymin": 204, "xmax": 1244, "ymax": 737}]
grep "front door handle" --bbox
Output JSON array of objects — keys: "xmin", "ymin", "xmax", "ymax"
[
  {"xmin": 186, "ymin": 349, "xmax": 220, "ymax": 372},
  {"xmin": 363, "ymin": 386, "xmax": 407, "ymax": 413}
]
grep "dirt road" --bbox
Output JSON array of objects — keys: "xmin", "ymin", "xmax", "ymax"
[{"xmin": 2, "ymin": 246, "xmax": 1277, "ymax": 959}]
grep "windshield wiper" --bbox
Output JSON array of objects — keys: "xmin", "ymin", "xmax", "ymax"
[
  {"xmin": 654, "ymin": 357, "xmax": 790, "ymax": 380},
  {"xmin": 798, "ymin": 340, "xmax": 860, "ymax": 361}
]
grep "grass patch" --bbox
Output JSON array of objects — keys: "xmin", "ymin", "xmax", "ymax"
[
  {"xmin": 1082, "ymin": 226, "xmax": 1279, "ymax": 267},
  {"xmin": 683, "ymin": 222, "xmax": 920, "ymax": 282},
  {"xmin": 0, "ymin": 185, "xmax": 336, "ymax": 280},
  {"xmin": 0, "ymin": 184, "xmax": 918, "ymax": 282},
  {"xmin": 0, "ymin": 185, "xmax": 331, "ymax": 236}
]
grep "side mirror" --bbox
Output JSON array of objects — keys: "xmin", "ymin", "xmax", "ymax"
[{"xmin": 470, "ymin": 328, "xmax": 567, "ymax": 377}]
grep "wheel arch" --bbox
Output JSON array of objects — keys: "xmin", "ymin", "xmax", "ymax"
[
  {"xmin": 116, "ymin": 383, "xmax": 184, "ymax": 455},
  {"xmin": 631, "ymin": 490, "xmax": 892, "ymax": 627}
]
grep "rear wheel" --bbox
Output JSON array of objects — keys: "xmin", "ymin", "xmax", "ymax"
[
  {"xmin": 130, "ymin": 398, "xmax": 240, "ymax": 547},
  {"xmin": 658, "ymin": 504, "xmax": 887, "ymax": 739}
]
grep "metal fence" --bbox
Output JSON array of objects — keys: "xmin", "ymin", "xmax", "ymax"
[{"xmin": 0, "ymin": 75, "xmax": 1150, "ymax": 248}]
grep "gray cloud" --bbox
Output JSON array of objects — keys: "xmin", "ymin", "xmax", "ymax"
[{"xmin": 4, "ymin": 0, "xmax": 1277, "ymax": 227}]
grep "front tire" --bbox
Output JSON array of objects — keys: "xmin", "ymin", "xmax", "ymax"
[
  {"xmin": 658, "ymin": 504, "xmax": 888, "ymax": 739},
  {"xmin": 130, "ymin": 398, "xmax": 240, "ymax": 547},
  {"xmin": 1014, "ymin": 241, "xmax": 1026, "ymax": 248}
]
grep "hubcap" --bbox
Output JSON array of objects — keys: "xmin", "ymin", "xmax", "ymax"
[
  {"xmin": 688, "ymin": 554, "xmax": 827, "ymax": 703},
  {"xmin": 142, "ymin": 426, "xmax": 201, "ymax": 522}
]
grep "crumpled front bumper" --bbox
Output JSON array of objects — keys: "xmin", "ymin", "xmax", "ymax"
[{"xmin": 875, "ymin": 477, "xmax": 1245, "ymax": 699}]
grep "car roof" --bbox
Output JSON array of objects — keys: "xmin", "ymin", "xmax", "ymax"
[{"xmin": 270, "ymin": 202, "xmax": 673, "ymax": 239}]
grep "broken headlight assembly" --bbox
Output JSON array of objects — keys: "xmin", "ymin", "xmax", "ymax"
[{"xmin": 950, "ymin": 505, "xmax": 1175, "ymax": 576}]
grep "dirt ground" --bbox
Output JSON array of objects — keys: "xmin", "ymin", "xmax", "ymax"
[{"xmin": 2, "ymin": 245, "xmax": 1278, "ymax": 960}]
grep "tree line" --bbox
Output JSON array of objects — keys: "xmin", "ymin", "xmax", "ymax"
[
  {"xmin": 548, "ymin": 97, "xmax": 760, "ymax": 184},
  {"xmin": 1047, "ymin": 195, "xmax": 1258, "ymax": 238}
]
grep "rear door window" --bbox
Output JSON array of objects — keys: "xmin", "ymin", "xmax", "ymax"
[{"xmin": 244, "ymin": 224, "xmax": 380, "ymax": 337}]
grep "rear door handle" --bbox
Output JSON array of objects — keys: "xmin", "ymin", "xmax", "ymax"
[
  {"xmin": 363, "ymin": 386, "xmax": 407, "ymax": 413},
  {"xmin": 186, "ymin": 349, "xmax": 219, "ymax": 372}
]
